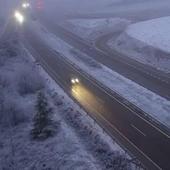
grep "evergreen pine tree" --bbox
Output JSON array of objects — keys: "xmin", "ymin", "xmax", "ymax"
[{"xmin": 31, "ymin": 91, "xmax": 53, "ymax": 140}]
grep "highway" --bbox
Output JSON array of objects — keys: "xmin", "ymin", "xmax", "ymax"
[
  {"xmin": 35, "ymin": 13, "xmax": 170, "ymax": 101},
  {"xmin": 22, "ymin": 25, "xmax": 170, "ymax": 170}
]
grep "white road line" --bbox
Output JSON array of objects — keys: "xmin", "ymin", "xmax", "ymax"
[
  {"xmin": 131, "ymin": 124, "xmax": 146, "ymax": 137},
  {"xmin": 57, "ymin": 52, "xmax": 170, "ymax": 139},
  {"xmin": 72, "ymin": 89, "xmax": 161, "ymax": 170},
  {"xmin": 27, "ymin": 40, "xmax": 170, "ymax": 139},
  {"xmin": 27, "ymin": 43, "xmax": 162, "ymax": 170}
]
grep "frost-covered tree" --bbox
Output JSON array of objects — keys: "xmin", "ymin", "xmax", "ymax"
[{"xmin": 31, "ymin": 92, "xmax": 55, "ymax": 140}]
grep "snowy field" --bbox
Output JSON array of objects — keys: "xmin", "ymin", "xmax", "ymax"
[
  {"xmin": 126, "ymin": 16, "xmax": 170, "ymax": 53},
  {"xmin": 109, "ymin": 16, "xmax": 170, "ymax": 73},
  {"xmin": 61, "ymin": 18, "xmax": 130, "ymax": 43},
  {"xmin": 31, "ymin": 21, "xmax": 170, "ymax": 129},
  {"xmin": 0, "ymin": 28, "xmax": 139, "ymax": 170}
]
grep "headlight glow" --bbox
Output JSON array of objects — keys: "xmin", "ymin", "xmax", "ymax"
[
  {"xmin": 22, "ymin": 2, "xmax": 30, "ymax": 8},
  {"xmin": 75, "ymin": 78, "xmax": 79, "ymax": 83},
  {"xmin": 71, "ymin": 79, "xmax": 75, "ymax": 84},
  {"xmin": 14, "ymin": 11, "xmax": 24, "ymax": 24}
]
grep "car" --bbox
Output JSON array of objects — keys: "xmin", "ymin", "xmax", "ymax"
[
  {"xmin": 22, "ymin": 2, "xmax": 30, "ymax": 9},
  {"xmin": 71, "ymin": 78, "xmax": 79, "ymax": 84}
]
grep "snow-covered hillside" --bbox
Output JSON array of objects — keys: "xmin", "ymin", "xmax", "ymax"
[
  {"xmin": 110, "ymin": 16, "xmax": 170, "ymax": 73},
  {"xmin": 61, "ymin": 18, "xmax": 130, "ymax": 43},
  {"xmin": 126, "ymin": 16, "xmax": 170, "ymax": 53}
]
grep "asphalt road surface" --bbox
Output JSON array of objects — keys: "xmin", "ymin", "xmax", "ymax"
[
  {"xmin": 22, "ymin": 25, "xmax": 170, "ymax": 170},
  {"xmin": 35, "ymin": 13, "xmax": 170, "ymax": 101}
]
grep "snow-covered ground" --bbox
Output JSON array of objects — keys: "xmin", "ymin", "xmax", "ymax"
[
  {"xmin": 31, "ymin": 21, "xmax": 170, "ymax": 129},
  {"xmin": 0, "ymin": 27, "xmax": 139, "ymax": 170},
  {"xmin": 109, "ymin": 16, "xmax": 170, "ymax": 73},
  {"xmin": 0, "ymin": 120, "xmax": 100, "ymax": 170},
  {"xmin": 126, "ymin": 16, "xmax": 170, "ymax": 52},
  {"xmin": 61, "ymin": 18, "xmax": 130, "ymax": 43}
]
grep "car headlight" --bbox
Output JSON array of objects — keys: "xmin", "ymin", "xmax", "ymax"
[
  {"xmin": 14, "ymin": 11, "xmax": 24, "ymax": 24},
  {"xmin": 75, "ymin": 78, "xmax": 79, "ymax": 83},
  {"xmin": 71, "ymin": 79, "xmax": 76, "ymax": 84}
]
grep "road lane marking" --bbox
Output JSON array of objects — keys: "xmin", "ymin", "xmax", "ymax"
[
  {"xmin": 26, "ymin": 42, "xmax": 162, "ymax": 170},
  {"xmin": 25, "ymin": 38, "xmax": 170, "ymax": 139},
  {"xmin": 72, "ymin": 89, "xmax": 161, "ymax": 170},
  {"xmin": 131, "ymin": 124, "xmax": 146, "ymax": 137},
  {"xmin": 56, "ymin": 52, "xmax": 170, "ymax": 139}
]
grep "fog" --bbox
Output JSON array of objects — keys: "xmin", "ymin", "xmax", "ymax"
[
  {"xmin": 1, "ymin": 0, "xmax": 170, "ymax": 22},
  {"xmin": 38, "ymin": 0, "xmax": 170, "ymax": 21}
]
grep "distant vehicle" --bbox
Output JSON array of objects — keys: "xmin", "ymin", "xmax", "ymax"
[
  {"xmin": 14, "ymin": 10, "xmax": 24, "ymax": 24},
  {"xmin": 71, "ymin": 78, "xmax": 79, "ymax": 84},
  {"xmin": 22, "ymin": 2, "xmax": 30, "ymax": 9}
]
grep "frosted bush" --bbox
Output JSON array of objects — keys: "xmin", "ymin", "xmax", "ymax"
[{"xmin": 16, "ymin": 64, "xmax": 45, "ymax": 95}]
